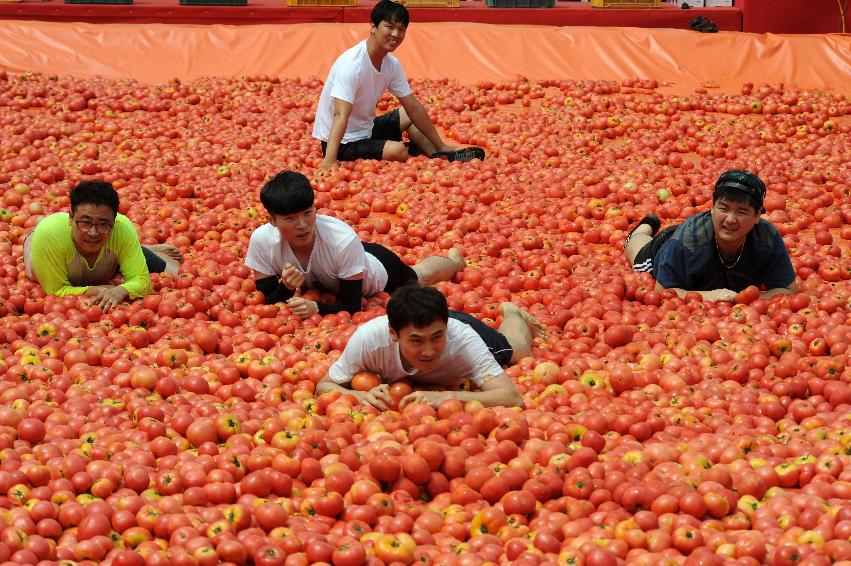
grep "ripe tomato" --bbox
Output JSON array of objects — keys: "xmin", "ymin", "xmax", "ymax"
[
  {"xmin": 736, "ymin": 285, "xmax": 761, "ymax": 304},
  {"xmin": 389, "ymin": 379, "xmax": 414, "ymax": 405},
  {"xmin": 372, "ymin": 534, "xmax": 416, "ymax": 564},
  {"xmin": 401, "ymin": 454, "xmax": 431, "ymax": 484},
  {"xmin": 331, "ymin": 538, "xmax": 367, "ymax": 566},
  {"xmin": 254, "ymin": 548, "xmax": 291, "ymax": 566},
  {"xmin": 369, "ymin": 455, "xmax": 401, "ymax": 484},
  {"xmin": 351, "ymin": 371, "xmax": 381, "ymax": 391}
]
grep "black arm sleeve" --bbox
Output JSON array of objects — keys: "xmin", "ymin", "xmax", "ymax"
[
  {"xmin": 316, "ymin": 278, "xmax": 364, "ymax": 315},
  {"xmin": 255, "ymin": 276, "xmax": 296, "ymax": 305}
]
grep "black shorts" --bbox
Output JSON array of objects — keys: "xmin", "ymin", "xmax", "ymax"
[
  {"xmin": 363, "ymin": 242, "xmax": 419, "ymax": 293},
  {"xmin": 632, "ymin": 225, "xmax": 678, "ymax": 273},
  {"xmin": 320, "ymin": 109, "xmax": 403, "ymax": 162},
  {"xmin": 449, "ymin": 310, "xmax": 513, "ymax": 366},
  {"xmin": 141, "ymin": 246, "xmax": 166, "ymax": 273}
]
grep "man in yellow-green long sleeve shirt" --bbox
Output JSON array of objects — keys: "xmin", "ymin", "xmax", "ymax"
[{"xmin": 23, "ymin": 180, "xmax": 183, "ymax": 311}]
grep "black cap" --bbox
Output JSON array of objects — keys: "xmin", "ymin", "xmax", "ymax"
[{"xmin": 715, "ymin": 169, "xmax": 766, "ymax": 212}]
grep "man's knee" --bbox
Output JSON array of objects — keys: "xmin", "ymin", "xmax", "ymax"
[
  {"xmin": 625, "ymin": 235, "xmax": 651, "ymax": 265},
  {"xmin": 382, "ymin": 141, "xmax": 409, "ymax": 162}
]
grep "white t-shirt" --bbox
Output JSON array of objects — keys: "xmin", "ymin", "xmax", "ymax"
[
  {"xmin": 328, "ymin": 316, "xmax": 505, "ymax": 388},
  {"xmin": 312, "ymin": 40, "xmax": 413, "ymax": 144},
  {"xmin": 244, "ymin": 215, "xmax": 387, "ymax": 296}
]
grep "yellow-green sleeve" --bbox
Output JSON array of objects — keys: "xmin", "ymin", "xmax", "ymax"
[
  {"xmin": 29, "ymin": 213, "xmax": 92, "ymax": 296},
  {"xmin": 111, "ymin": 215, "xmax": 152, "ymax": 299}
]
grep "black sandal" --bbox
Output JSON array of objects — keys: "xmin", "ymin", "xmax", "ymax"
[
  {"xmin": 624, "ymin": 214, "xmax": 661, "ymax": 248},
  {"xmin": 431, "ymin": 147, "xmax": 486, "ymax": 163},
  {"xmin": 690, "ymin": 16, "xmax": 718, "ymax": 33}
]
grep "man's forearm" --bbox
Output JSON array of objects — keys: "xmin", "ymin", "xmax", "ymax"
[
  {"xmin": 654, "ymin": 283, "xmax": 732, "ymax": 302},
  {"xmin": 446, "ymin": 388, "xmax": 524, "ymax": 408},
  {"xmin": 323, "ymin": 115, "xmax": 348, "ymax": 163},
  {"xmin": 655, "ymin": 283, "xmax": 691, "ymax": 299},
  {"xmin": 316, "ymin": 378, "xmax": 353, "ymax": 397},
  {"xmin": 760, "ymin": 286, "xmax": 796, "ymax": 299}
]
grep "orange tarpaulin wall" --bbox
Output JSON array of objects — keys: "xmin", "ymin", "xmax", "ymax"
[{"xmin": 0, "ymin": 21, "xmax": 849, "ymax": 93}]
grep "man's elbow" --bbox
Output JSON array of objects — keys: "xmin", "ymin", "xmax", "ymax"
[{"xmin": 332, "ymin": 108, "xmax": 351, "ymax": 122}]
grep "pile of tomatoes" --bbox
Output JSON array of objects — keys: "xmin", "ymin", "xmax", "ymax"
[{"xmin": 0, "ymin": 68, "xmax": 850, "ymax": 565}]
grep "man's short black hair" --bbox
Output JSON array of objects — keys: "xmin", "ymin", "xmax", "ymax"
[
  {"xmin": 712, "ymin": 169, "xmax": 766, "ymax": 214},
  {"xmin": 259, "ymin": 171, "xmax": 315, "ymax": 217},
  {"xmin": 70, "ymin": 180, "xmax": 119, "ymax": 217},
  {"xmin": 387, "ymin": 285, "xmax": 449, "ymax": 333},
  {"xmin": 371, "ymin": 0, "xmax": 410, "ymax": 28}
]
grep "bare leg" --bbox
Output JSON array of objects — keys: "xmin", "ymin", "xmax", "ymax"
[
  {"xmin": 412, "ymin": 248, "xmax": 465, "ymax": 287},
  {"xmin": 625, "ymin": 225, "xmax": 654, "ymax": 265},
  {"xmin": 500, "ymin": 302, "xmax": 547, "ymax": 364},
  {"xmin": 408, "ymin": 125, "xmax": 437, "ymax": 157},
  {"xmin": 398, "ymin": 107, "xmax": 438, "ymax": 157},
  {"xmin": 382, "ymin": 141, "xmax": 409, "ymax": 162},
  {"xmin": 145, "ymin": 244, "xmax": 183, "ymax": 277}
]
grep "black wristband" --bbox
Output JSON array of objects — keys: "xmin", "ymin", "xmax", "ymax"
[
  {"xmin": 316, "ymin": 278, "xmax": 363, "ymax": 315},
  {"xmin": 255, "ymin": 276, "xmax": 296, "ymax": 305}
]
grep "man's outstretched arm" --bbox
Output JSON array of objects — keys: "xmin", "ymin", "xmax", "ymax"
[
  {"xmin": 760, "ymin": 281, "xmax": 798, "ymax": 299},
  {"xmin": 399, "ymin": 373, "xmax": 524, "ymax": 409}
]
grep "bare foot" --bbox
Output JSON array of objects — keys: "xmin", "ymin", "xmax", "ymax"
[
  {"xmin": 414, "ymin": 248, "xmax": 466, "ymax": 287},
  {"xmin": 148, "ymin": 244, "xmax": 184, "ymax": 262},
  {"xmin": 448, "ymin": 248, "xmax": 466, "ymax": 272},
  {"xmin": 501, "ymin": 302, "xmax": 548, "ymax": 340},
  {"xmin": 145, "ymin": 245, "xmax": 183, "ymax": 277}
]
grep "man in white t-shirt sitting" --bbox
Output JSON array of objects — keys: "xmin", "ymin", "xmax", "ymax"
[
  {"xmin": 312, "ymin": 0, "xmax": 485, "ymax": 169},
  {"xmin": 316, "ymin": 286, "xmax": 547, "ymax": 409},
  {"xmin": 245, "ymin": 170, "xmax": 465, "ymax": 318}
]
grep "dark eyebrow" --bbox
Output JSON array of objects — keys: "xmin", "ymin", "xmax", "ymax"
[{"xmin": 77, "ymin": 214, "xmax": 111, "ymax": 222}]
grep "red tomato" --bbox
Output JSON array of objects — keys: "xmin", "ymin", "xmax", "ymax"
[
  {"xmin": 351, "ymin": 371, "xmax": 381, "ymax": 391},
  {"xmin": 369, "ymin": 455, "xmax": 401, "ymax": 484},
  {"xmin": 401, "ymin": 454, "xmax": 431, "ymax": 485},
  {"xmin": 736, "ymin": 285, "xmax": 761, "ymax": 304},
  {"xmin": 331, "ymin": 538, "xmax": 367, "ymax": 566},
  {"xmin": 253, "ymin": 545, "xmax": 285, "ymax": 566}
]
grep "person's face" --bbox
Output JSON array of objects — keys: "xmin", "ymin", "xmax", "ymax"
[
  {"xmin": 711, "ymin": 197, "xmax": 760, "ymax": 247},
  {"xmin": 270, "ymin": 207, "xmax": 316, "ymax": 249},
  {"xmin": 391, "ymin": 320, "xmax": 448, "ymax": 372},
  {"xmin": 371, "ymin": 19, "xmax": 407, "ymax": 53},
  {"xmin": 70, "ymin": 204, "xmax": 115, "ymax": 256}
]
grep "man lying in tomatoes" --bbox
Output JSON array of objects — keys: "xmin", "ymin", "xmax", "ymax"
[
  {"xmin": 24, "ymin": 180, "xmax": 183, "ymax": 311},
  {"xmin": 625, "ymin": 169, "xmax": 797, "ymax": 302},
  {"xmin": 316, "ymin": 285, "xmax": 546, "ymax": 409},
  {"xmin": 246, "ymin": 170, "xmax": 465, "ymax": 318},
  {"xmin": 313, "ymin": 0, "xmax": 484, "ymax": 169}
]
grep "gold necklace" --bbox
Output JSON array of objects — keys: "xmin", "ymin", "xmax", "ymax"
[{"xmin": 716, "ymin": 239, "xmax": 744, "ymax": 269}]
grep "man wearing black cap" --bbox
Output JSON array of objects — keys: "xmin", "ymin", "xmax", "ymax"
[{"xmin": 624, "ymin": 170, "xmax": 797, "ymax": 302}]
